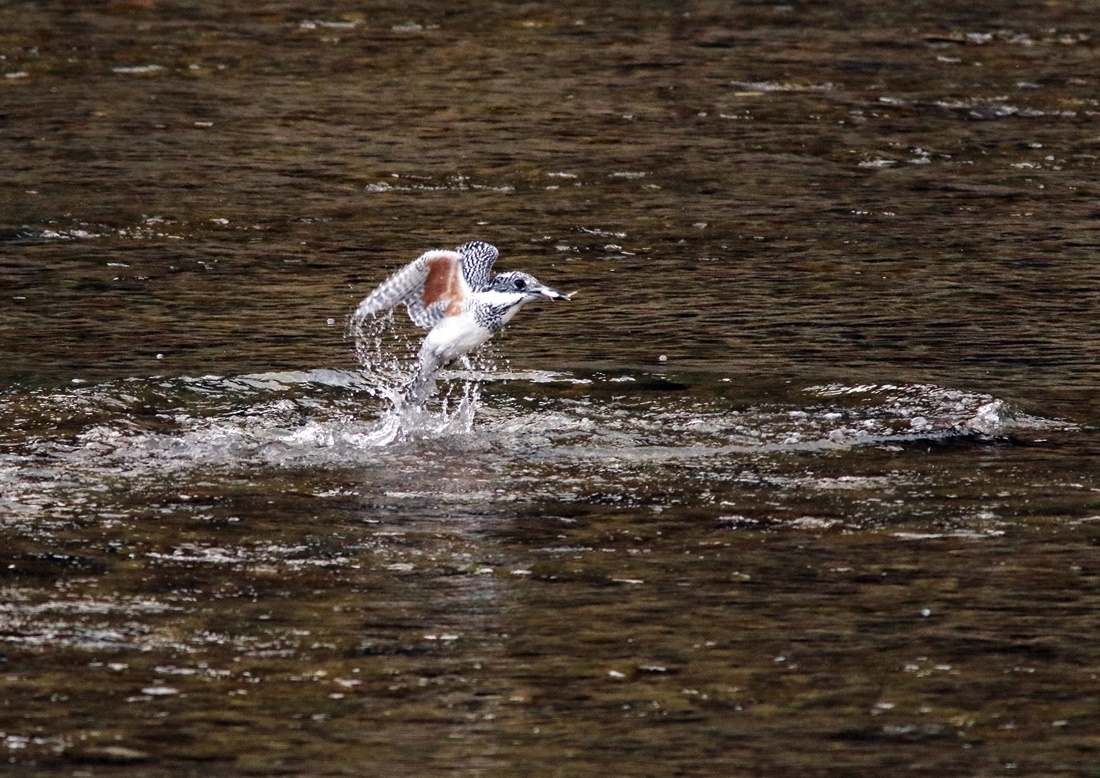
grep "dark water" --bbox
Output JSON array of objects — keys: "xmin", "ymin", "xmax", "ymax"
[{"xmin": 3, "ymin": 2, "xmax": 1100, "ymax": 775}]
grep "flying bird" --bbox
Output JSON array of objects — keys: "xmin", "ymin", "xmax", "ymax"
[{"xmin": 353, "ymin": 241, "xmax": 569, "ymax": 403}]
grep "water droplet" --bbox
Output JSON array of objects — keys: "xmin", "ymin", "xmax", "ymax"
[{"xmin": 141, "ymin": 686, "xmax": 179, "ymax": 696}]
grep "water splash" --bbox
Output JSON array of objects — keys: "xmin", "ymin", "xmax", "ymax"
[
  {"xmin": 0, "ymin": 369, "xmax": 1075, "ymax": 512},
  {"xmin": 0, "ymin": 370, "xmax": 1080, "ymax": 549},
  {"xmin": 346, "ymin": 304, "xmax": 492, "ymax": 445}
]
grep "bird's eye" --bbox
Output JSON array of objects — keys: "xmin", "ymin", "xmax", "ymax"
[{"xmin": 514, "ymin": 278, "xmax": 527, "ymax": 290}]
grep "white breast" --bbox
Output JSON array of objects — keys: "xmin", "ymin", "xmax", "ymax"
[{"xmin": 419, "ymin": 310, "xmax": 494, "ymax": 372}]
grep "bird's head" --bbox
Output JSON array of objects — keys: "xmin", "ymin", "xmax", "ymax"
[{"xmin": 489, "ymin": 271, "xmax": 571, "ymax": 303}]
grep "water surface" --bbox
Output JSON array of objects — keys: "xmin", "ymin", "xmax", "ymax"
[{"xmin": 2, "ymin": 2, "xmax": 1099, "ymax": 775}]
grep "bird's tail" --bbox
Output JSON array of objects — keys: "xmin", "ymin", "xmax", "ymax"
[
  {"xmin": 402, "ymin": 370, "xmax": 437, "ymax": 407},
  {"xmin": 401, "ymin": 348, "xmax": 445, "ymax": 407}
]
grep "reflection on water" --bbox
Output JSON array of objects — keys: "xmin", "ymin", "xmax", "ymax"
[{"xmin": 2, "ymin": 0, "xmax": 1100, "ymax": 775}]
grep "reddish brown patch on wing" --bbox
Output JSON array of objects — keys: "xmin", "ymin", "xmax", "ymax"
[{"xmin": 422, "ymin": 255, "xmax": 466, "ymax": 317}]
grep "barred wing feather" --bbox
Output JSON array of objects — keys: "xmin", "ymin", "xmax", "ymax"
[{"xmin": 353, "ymin": 250, "xmax": 469, "ymax": 330}]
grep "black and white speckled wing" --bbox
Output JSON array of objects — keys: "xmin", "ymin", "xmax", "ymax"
[
  {"xmin": 353, "ymin": 249, "xmax": 468, "ymax": 330},
  {"xmin": 457, "ymin": 241, "xmax": 499, "ymax": 292}
]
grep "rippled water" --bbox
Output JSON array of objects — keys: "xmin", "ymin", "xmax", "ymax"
[{"xmin": 3, "ymin": 2, "xmax": 1100, "ymax": 776}]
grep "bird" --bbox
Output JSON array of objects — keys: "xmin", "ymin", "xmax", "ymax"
[{"xmin": 352, "ymin": 241, "xmax": 570, "ymax": 403}]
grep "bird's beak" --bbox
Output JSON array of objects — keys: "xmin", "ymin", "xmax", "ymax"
[{"xmin": 536, "ymin": 285, "xmax": 571, "ymax": 301}]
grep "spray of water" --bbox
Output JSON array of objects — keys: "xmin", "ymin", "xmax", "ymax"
[{"xmin": 346, "ymin": 307, "xmax": 493, "ymax": 445}]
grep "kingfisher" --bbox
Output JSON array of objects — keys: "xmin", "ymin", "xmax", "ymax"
[{"xmin": 353, "ymin": 241, "xmax": 570, "ymax": 403}]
